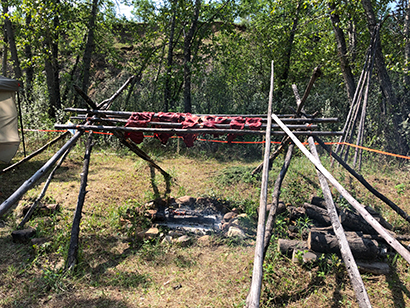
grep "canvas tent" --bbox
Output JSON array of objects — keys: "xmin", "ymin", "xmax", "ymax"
[{"xmin": 0, "ymin": 76, "xmax": 20, "ymax": 163}]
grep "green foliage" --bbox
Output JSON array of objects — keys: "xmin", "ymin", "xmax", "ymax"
[{"xmin": 215, "ymin": 165, "xmax": 259, "ymax": 186}]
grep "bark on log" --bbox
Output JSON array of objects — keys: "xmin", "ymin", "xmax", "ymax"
[
  {"xmin": 308, "ymin": 230, "xmax": 379, "ymax": 260},
  {"xmin": 303, "ymin": 203, "xmax": 332, "ymax": 226},
  {"xmin": 277, "ymin": 239, "xmax": 308, "ymax": 255},
  {"xmin": 311, "ymin": 196, "xmax": 392, "ymax": 231},
  {"xmin": 271, "ymin": 113, "xmax": 410, "ymax": 264}
]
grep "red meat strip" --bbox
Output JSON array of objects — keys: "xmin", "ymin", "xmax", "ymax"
[
  {"xmin": 154, "ymin": 112, "xmax": 182, "ymax": 144},
  {"xmin": 124, "ymin": 112, "xmax": 155, "ymax": 144},
  {"xmin": 179, "ymin": 114, "xmax": 200, "ymax": 147},
  {"xmin": 245, "ymin": 117, "xmax": 262, "ymax": 130}
]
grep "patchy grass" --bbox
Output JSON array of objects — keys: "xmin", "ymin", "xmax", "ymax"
[{"xmin": 1, "ymin": 136, "xmax": 410, "ymax": 307}]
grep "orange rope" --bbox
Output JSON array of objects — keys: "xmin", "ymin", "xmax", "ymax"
[{"xmin": 20, "ymin": 129, "xmax": 410, "ymax": 159}]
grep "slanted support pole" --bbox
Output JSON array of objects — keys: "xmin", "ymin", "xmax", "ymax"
[
  {"xmin": 245, "ymin": 61, "xmax": 274, "ymax": 308},
  {"xmin": 272, "ymin": 113, "xmax": 410, "ymax": 264},
  {"xmin": 314, "ymin": 136, "xmax": 410, "ymax": 224},
  {"xmin": 308, "ymin": 137, "xmax": 372, "ymax": 308},
  {"xmin": 66, "ymin": 132, "xmax": 94, "ymax": 271},
  {"xmin": 18, "ymin": 144, "xmax": 73, "ymax": 228},
  {"xmin": 252, "ymin": 66, "xmax": 322, "ymax": 175},
  {"xmin": 0, "ymin": 131, "xmax": 83, "ymax": 218}
]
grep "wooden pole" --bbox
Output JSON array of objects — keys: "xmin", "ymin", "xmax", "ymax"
[
  {"xmin": 0, "ymin": 130, "xmax": 83, "ymax": 218},
  {"xmin": 69, "ymin": 114, "xmax": 339, "ymax": 124},
  {"xmin": 263, "ymin": 143, "xmax": 294, "ymax": 256},
  {"xmin": 245, "ymin": 61, "xmax": 274, "ymax": 308},
  {"xmin": 251, "ymin": 66, "xmax": 323, "ymax": 175},
  {"xmin": 54, "ymin": 123, "xmax": 343, "ymax": 137},
  {"xmin": 66, "ymin": 108, "xmax": 332, "ymax": 120},
  {"xmin": 97, "ymin": 75, "xmax": 135, "ymax": 109},
  {"xmin": 1, "ymin": 131, "xmax": 70, "ymax": 175},
  {"xmin": 272, "ymin": 113, "xmax": 410, "ymax": 264},
  {"xmin": 16, "ymin": 91, "xmax": 26, "ymax": 157},
  {"xmin": 18, "ymin": 144, "xmax": 73, "ymax": 228},
  {"xmin": 308, "ymin": 137, "xmax": 372, "ymax": 308},
  {"xmin": 314, "ymin": 136, "xmax": 410, "ymax": 224},
  {"xmin": 66, "ymin": 132, "xmax": 94, "ymax": 271}
]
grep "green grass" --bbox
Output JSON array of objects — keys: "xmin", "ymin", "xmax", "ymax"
[{"xmin": 1, "ymin": 138, "xmax": 410, "ymax": 307}]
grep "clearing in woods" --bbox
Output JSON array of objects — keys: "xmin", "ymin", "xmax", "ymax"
[{"xmin": 0, "ymin": 139, "xmax": 410, "ymax": 307}]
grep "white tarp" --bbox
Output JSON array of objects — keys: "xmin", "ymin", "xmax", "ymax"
[{"xmin": 0, "ymin": 76, "xmax": 20, "ymax": 163}]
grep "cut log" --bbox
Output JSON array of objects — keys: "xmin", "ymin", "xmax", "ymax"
[
  {"xmin": 312, "ymin": 196, "xmax": 392, "ymax": 231},
  {"xmin": 277, "ymin": 239, "xmax": 308, "ymax": 255},
  {"xmin": 303, "ymin": 202, "xmax": 332, "ymax": 226},
  {"xmin": 339, "ymin": 208, "xmax": 377, "ymax": 234},
  {"xmin": 356, "ymin": 261, "xmax": 390, "ymax": 275},
  {"xmin": 308, "ymin": 230, "xmax": 380, "ymax": 260}
]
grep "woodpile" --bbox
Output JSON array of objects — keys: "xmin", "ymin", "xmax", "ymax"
[{"xmin": 276, "ymin": 196, "xmax": 410, "ymax": 265}]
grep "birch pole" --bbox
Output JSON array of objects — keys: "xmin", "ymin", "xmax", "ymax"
[
  {"xmin": 0, "ymin": 130, "xmax": 83, "ymax": 218},
  {"xmin": 272, "ymin": 113, "xmax": 410, "ymax": 264},
  {"xmin": 308, "ymin": 137, "xmax": 372, "ymax": 308},
  {"xmin": 245, "ymin": 61, "xmax": 274, "ymax": 308}
]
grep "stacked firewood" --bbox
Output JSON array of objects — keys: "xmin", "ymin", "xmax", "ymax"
[{"xmin": 278, "ymin": 196, "xmax": 410, "ymax": 268}]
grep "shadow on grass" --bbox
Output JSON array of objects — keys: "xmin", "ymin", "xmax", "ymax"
[
  {"xmin": 78, "ymin": 234, "xmax": 154, "ymax": 289},
  {"xmin": 385, "ymin": 265, "xmax": 410, "ymax": 308},
  {"xmin": 261, "ymin": 274, "xmax": 326, "ymax": 306}
]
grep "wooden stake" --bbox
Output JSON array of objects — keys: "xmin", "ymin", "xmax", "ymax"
[
  {"xmin": 272, "ymin": 113, "xmax": 410, "ymax": 264},
  {"xmin": 308, "ymin": 137, "xmax": 372, "ymax": 308}
]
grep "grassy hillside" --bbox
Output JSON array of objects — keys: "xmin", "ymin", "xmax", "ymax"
[{"xmin": 1, "ymin": 134, "xmax": 410, "ymax": 307}]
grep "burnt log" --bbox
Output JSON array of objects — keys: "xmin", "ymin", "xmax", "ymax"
[
  {"xmin": 303, "ymin": 203, "xmax": 332, "ymax": 226},
  {"xmin": 308, "ymin": 230, "xmax": 380, "ymax": 260}
]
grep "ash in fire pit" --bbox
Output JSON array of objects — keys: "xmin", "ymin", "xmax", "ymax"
[
  {"xmin": 154, "ymin": 196, "xmax": 226, "ymax": 234},
  {"xmin": 144, "ymin": 196, "xmax": 252, "ymax": 238}
]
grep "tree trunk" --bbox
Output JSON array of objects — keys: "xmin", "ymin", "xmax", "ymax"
[
  {"xmin": 405, "ymin": 0, "xmax": 410, "ymax": 87},
  {"xmin": 81, "ymin": 0, "xmax": 98, "ymax": 95},
  {"xmin": 183, "ymin": 0, "xmax": 201, "ymax": 113},
  {"xmin": 164, "ymin": 0, "xmax": 177, "ymax": 112},
  {"xmin": 24, "ymin": 14, "xmax": 34, "ymax": 103},
  {"xmin": 44, "ymin": 0, "xmax": 62, "ymax": 119},
  {"xmin": 361, "ymin": 0, "xmax": 409, "ymax": 155},
  {"xmin": 2, "ymin": 1, "xmax": 22, "ymax": 80},
  {"xmin": 276, "ymin": 1, "xmax": 301, "ymax": 100},
  {"xmin": 329, "ymin": 3, "xmax": 356, "ymax": 103}
]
